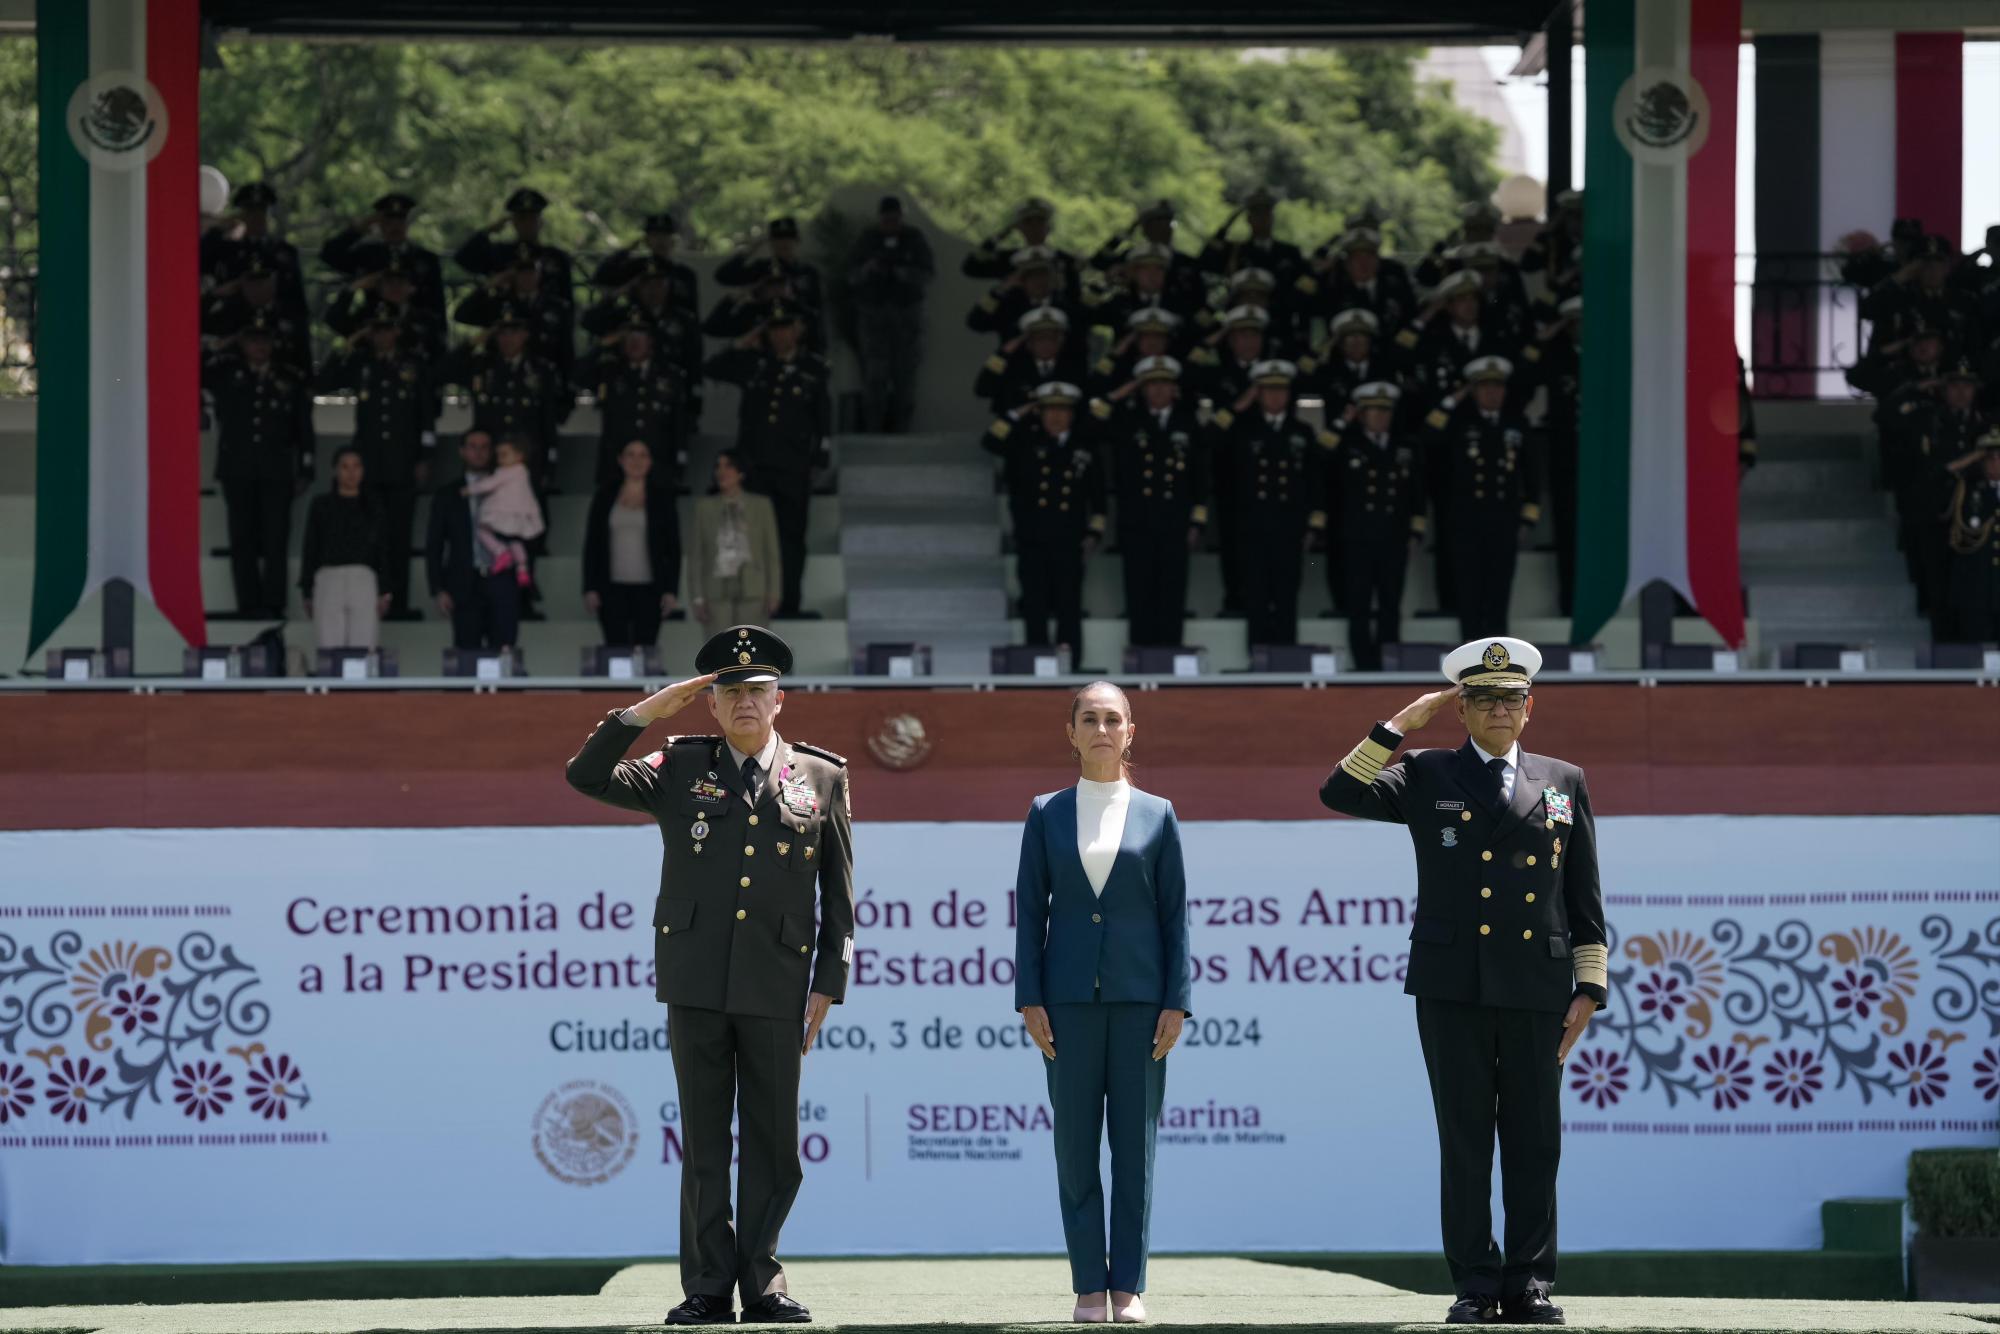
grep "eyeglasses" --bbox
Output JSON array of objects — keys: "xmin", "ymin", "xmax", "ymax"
[{"xmin": 1466, "ymin": 692, "xmax": 1529, "ymax": 713}]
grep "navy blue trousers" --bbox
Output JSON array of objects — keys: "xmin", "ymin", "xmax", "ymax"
[{"xmin": 1043, "ymin": 1001, "xmax": 1166, "ymax": 1293}]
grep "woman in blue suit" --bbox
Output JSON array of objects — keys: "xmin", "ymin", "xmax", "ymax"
[{"xmin": 1015, "ymin": 681, "xmax": 1192, "ymax": 1324}]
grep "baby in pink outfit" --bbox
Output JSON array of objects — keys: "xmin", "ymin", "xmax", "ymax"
[{"xmin": 461, "ymin": 440, "xmax": 546, "ymax": 585}]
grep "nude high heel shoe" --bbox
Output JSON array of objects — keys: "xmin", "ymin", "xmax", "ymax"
[
  {"xmin": 1112, "ymin": 1292, "xmax": 1147, "ymax": 1323},
  {"xmin": 1073, "ymin": 1292, "xmax": 1110, "ymax": 1322}
]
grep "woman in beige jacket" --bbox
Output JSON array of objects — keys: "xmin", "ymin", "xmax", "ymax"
[{"xmin": 688, "ymin": 448, "xmax": 784, "ymax": 630}]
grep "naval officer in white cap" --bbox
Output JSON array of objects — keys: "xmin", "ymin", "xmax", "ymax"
[{"xmin": 1318, "ymin": 635, "xmax": 1607, "ymax": 1327}]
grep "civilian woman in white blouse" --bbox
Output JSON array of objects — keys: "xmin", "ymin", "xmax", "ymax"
[{"xmin": 1015, "ymin": 681, "xmax": 1192, "ymax": 1324}]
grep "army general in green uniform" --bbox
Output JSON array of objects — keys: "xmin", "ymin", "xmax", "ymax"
[
  {"xmin": 566, "ymin": 625, "xmax": 853, "ymax": 1325},
  {"xmin": 1320, "ymin": 637, "xmax": 1607, "ymax": 1327}
]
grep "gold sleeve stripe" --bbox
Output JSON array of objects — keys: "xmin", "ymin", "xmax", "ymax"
[
  {"xmin": 1572, "ymin": 943, "xmax": 1609, "ymax": 991},
  {"xmin": 1338, "ymin": 735, "xmax": 1394, "ymax": 784}
]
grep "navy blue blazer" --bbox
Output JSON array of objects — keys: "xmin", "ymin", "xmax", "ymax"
[{"xmin": 1013, "ymin": 785, "xmax": 1193, "ymax": 1014}]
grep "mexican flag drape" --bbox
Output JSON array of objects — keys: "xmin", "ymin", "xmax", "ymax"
[
  {"xmin": 28, "ymin": 0, "xmax": 205, "ymax": 658},
  {"xmin": 1575, "ymin": 0, "xmax": 1745, "ymax": 648}
]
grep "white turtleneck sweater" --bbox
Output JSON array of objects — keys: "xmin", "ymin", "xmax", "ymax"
[{"xmin": 1076, "ymin": 776, "xmax": 1132, "ymax": 897}]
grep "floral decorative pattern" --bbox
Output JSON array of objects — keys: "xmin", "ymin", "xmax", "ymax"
[
  {"xmin": 1571, "ymin": 913, "xmax": 2000, "ymax": 1116},
  {"xmin": 172, "ymin": 1059, "xmax": 233, "ymax": 1121},
  {"xmin": 1622, "ymin": 929, "xmax": 1726, "ymax": 1037},
  {"xmin": 1974, "ymin": 1047, "xmax": 2000, "ymax": 1103},
  {"xmin": 0, "ymin": 1061, "xmax": 35, "ymax": 1122},
  {"xmin": 0, "ymin": 930, "xmax": 308, "ymax": 1127},
  {"xmin": 1568, "ymin": 1047, "xmax": 1629, "ymax": 1109},
  {"xmin": 1762, "ymin": 1048, "xmax": 1824, "ymax": 1109}
]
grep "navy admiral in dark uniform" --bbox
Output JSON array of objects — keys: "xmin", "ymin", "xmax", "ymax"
[
  {"xmin": 566, "ymin": 626, "xmax": 854, "ymax": 1326},
  {"xmin": 1091, "ymin": 355, "xmax": 1208, "ymax": 648},
  {"xmin": 1320, "ymin": 637, "xmax": 1607, "ymax": 1326}
]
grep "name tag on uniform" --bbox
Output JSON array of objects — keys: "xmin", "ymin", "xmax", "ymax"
[
  {"xmin": 1435, "ymin": 800, "xmax": 1465, "ymax": 811},
  {"xmin": 1544, "ymin": 788, "xmax": 1574, "ymax": 824}
]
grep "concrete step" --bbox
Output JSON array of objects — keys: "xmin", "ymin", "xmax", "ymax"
[
  {"xmin": 840, "ymin": 461, "xmax": 992, "ymax": 504},
  {"xmin": 1740, "ymin": 456, "xmax": 1876, "ymax": 499},
  {"xmin": 1748, "ymin": 580, "xmax": 1917, "ymax": 621},
  {"xmin": 1740, "ymin": 488, "xmax": 1887, "ymax": 521},
  {"xmin": 837, "ymin": 433, "xmax": 977, "ymax": 466},
  {"xmin": 1738, "ymin": 516, "xmax": 1896, "ymax": 556}
]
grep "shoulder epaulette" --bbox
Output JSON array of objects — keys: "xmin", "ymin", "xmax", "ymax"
[
  {"xmin": 791, "ymin": 741, "xmax": 848, "ymax": 767},
  {"xmin": 990, "ymin": 418, "xmax": 1012, "ymax": 439},
  {"xmin": 1298, "ymin": 355, "xmax": 1319, "ymax": 374},
  {"xmin": 983, "ymin": 353, "xmax": 1007, "ymax": 373},
  {"xmin": 1317, "ymin": 428, "xmax": 1339, "ymax": 448},
  {"xmin": 1295, "ymin": 274, "xmax": 1319, "ymax": 295},
  {"xmin": 1522, "ymin": 345, "xmax": 1541, "ymax": 362},
  {"xmin": 1425, "ymin": 408, "xmax": 1450, "ymax": 429},
  {"xmin": 1212, "ymin": 408, "xmax": 1235, "ymax": 429},
  {"xmin": 1394, "ymin": 328, "xmax": 1419, "ymax": 349},
  {"xmin": 1189, "ymin": 348, "xmax": 1218, "ymax": 366}
]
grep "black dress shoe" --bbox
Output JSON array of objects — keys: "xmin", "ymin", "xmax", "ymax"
[
  {"xmin": 1501, "ymin": 1291, "xmax": 1566, "ymax": 1325},
  {"xmin": 1445, "ymin": 1293, "xmax": 1499, "ymax": 1324},
  {"xmin": 738, "ymin": 1292, "xmax": 811, "ymax": 1324},
  {"xmin": 665, "ymin": 1293, "xmax": 735, "ymax": 1324}
]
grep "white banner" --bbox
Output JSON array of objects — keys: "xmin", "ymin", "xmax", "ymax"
[{"xmin": 1, "ymin": 816, "xmax": 1996, "ymax": 1265}]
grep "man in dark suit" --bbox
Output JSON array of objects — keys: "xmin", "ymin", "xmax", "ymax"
[
  {"xmin": 1319, "ymin": 636, "xmax": 1607, "ymax": 1327},
  {"xmin": 565, "ymin": 626, "xmax": 854, "ymax": 1326},
  {"xmin": 424, "ymin": 430, "xmax": 520, "ymax": 651}
]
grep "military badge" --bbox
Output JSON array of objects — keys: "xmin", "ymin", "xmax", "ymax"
[
  {"xmin": 1441, "ymin": 827, "xmax": 1459, "ymax": 848},
  {"xmin": 689, "ymin": 778, "xmax": 728, "ymax": 804},
  {"xmin": 1544, "ymin": 787, "xmax": 1574, "ymax": 824},
  {"xmin": 691, "ymin": 819, "xmax": 710, "ymax": 841},
  {"xmin": 777, "ymin": 841, "xmax": 792, "ymax": 856},
  {"xmin": 1483, "ymin": 642, "xmax": 1510, "ymax": 671},
  {"xmin": 779, "ymin": 777, "xmax": 818, "ymax": 817}
]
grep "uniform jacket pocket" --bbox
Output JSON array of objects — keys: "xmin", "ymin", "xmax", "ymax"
[
  {"xmin": 780, "ymin": 912, "xmax": 816, "ymax": 956},
  {"xmin": 1410, "ymin": 914, "xmax": 1455, "ymax": 945},
  {"xmin": 655, "ymin": 898, "xmax": 697, "ymax": 933},
  {"xmin": 1547, "ymin": 936, "xmax": 1570, "ymax": 959}
]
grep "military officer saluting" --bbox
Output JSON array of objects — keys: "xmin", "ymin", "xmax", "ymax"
[
  {"xmin": 1205, "ymin": 359, "xmax": 1329, "ymax": 647},
  {"xmin": 1422, "ymin": 356, "xmax": 1542, "ymax": 641},
  {"xmin": 319, "ymin": 192, "xmax": 447, "ymax": 327},
  {"xmin": 1320, "ymin": 637, "xmax": 1607, "ymax": 1327},
  {"xmin": 1328, "ymin": 381, "xmax": 1425, "ymax": 672},
  {"xmin": 566, "ymin": 626, "xmax": 853, "ymax": 1326},
  {"xmin": 1092, "ymin": 355, "xmax": 1209, "ymax": 648}
]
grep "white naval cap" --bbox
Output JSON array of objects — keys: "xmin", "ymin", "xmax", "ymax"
[
  {"xmin": 1351, "ymin": 380, "xmax": 1401, "ymax": 409},
  {"xmin": 1464, "ymin": 355, "xmax": 1513, "ymax": 383},
  {"xmin": 1329, "ymin": 307, "xmax": 1380, "ymax": 337},
  {"xmin": 1133, "ymin": 355, "xmax": 1182, "ymax": 382},
  {"xmin": 1017, "ymin": 304, "xmax": 1070, "ymax": 334},
  {"xmin": 1031, "ymin": 380, "xmax": 1083, "ymax": 407},
  {"xmin": 1222, "ymin": 303, "xmax": 1271, "ymax": 331},
  {"xmin": 1435, "ymin": 269, "xmax": 1484, "ymax": 301},
  {"xmin": 1443, "ymin": 637, "xmax": 1542, "ymax": 689},
  {"xmin": 1249, "ymin": 359, "xmax": 1298, "ymax": 386}
]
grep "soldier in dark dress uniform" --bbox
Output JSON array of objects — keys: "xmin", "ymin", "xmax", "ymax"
[
  {"xmin": 1198, "ymin": 187, "xmax": 1305, "ymax": 294},
  {"xmin": 201, "ymin": 252, "xmax": 312, "ymax": 379},
  {"xmin": 1090, "ymin": 355, "xmax": 1209, "ymax": 648},
  {"xmin": 323, "ymin": 259, "xmax": 446, "ymax": 366},
  {"xmin": 437, "ymin": 310, "xmax": 573, "ymax": 493},
  {"xmin": 580, "ymin": 318, "xmax": 689, "ymax": 490},
  {"xmin": 1422, "ymin": 357, "xmax": 1543, "ymax": 642},
  {"xmin": 1189, "ymin": 306, "xmax": 1274, "ymax": 619},
  {"xmin": 1088, "ymin": 199, "xmax": 1209, "ymax": 317},
  {"xmin": 565, "ymin": 626, "xmax": 853, "ymax": 1327},
  {"xmin": 1859, "ymin": 234, "xmax": 1978, "ymax": 353},
  {"xmin": 703, "ymin": 303, "xmax": 832, "ymax": 619},
  {"xmin": 314, "ymin": 314, "xmax": 440, "ymax": 619},
  {"xmin": 1944, "ymin": 432, "xmax": 2000, "ymax": 641},
  {"xmin": 454, "ymin": 253, "xmax": 576, "ymax": 378},
  {"xmin": 1328, "ymin": 381, "xmax": 1426, "ymax": 671},
  {"xmin": 982, "ymin": 381, "xmax": 1108, "ymax": 654},
  {"xmin": 1205, "ymin": 359, "xmax": 1329, "ymax": 647},
  {"xmin": 1086, "ymin": 307, "xmax": 1185, "ymax": 398},
  {"xmin": 453, "ymin": 187, "xmax": 576, "ymax": 313},
  {"xmin": 974, "ymin": 305, "xmax": 1089, "ymax": 418},
  {"xmin": 201, "ymin": 182, "xmax": 310, "ymax": 327},
  {"xmin": 593, "ymin": 212, "xmax": 702, "ymax": 319},
  {"xmin": 1086, "ymin": 241, "xmax": 1204, "ymax": 338},
  {"xmin": 318, "ymin": 192, "xmax": 447, "ymax": 328},
  {"xmin": 1320, "ymin": 637, "xmax": 1607, "ymax": 1327},
  {"xmin": 1302, "ymin": 308, "xmax": 1402, "ymax": 419},
  {"xmin": 715, "ymin": 218, "xmax": 827, "ymax": 350},
  {"xmin": 202, "ymin": 320, "xmax": 316, "ymax": 617},
  {"xmin": 967, "ymin": 247, "xmax": 1076, "ymax": 344},
  {"xmin": 1307, "ymin": 224, "xmax": 1420, "ymax": 333},
  {"xmin": 962, "ymin": 197, "xmax": 1082, "ymax": 303},
  {"xmin": 1882, "ymin": 359, "xmax": 1989, "ymax": 628}
]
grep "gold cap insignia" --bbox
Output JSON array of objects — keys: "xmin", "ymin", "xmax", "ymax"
[
  {"xmin": 777, "ymin": 841, "xmax": 792, "ymax": 856},
  {"xmin": 1482, "ymin": 642, "xmax": 1510, "ymax": 671},
  {"xmin": 738, "ymin": 650, "xmax": 752, "ymax": 665}
]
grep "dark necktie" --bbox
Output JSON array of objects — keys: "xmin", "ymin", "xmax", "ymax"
[
  {"xmin": 1487, "ymin": 756, "xmax": 1510, "ymax": 811},
  {"xmin": 742, "ymin": 757, "xmax": 763, "ymax": 806}
]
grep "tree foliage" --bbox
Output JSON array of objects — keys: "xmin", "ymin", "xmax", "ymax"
[{"xmin": 0, "ymin": 38, "xmax": 1499, "ymax": 266}]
